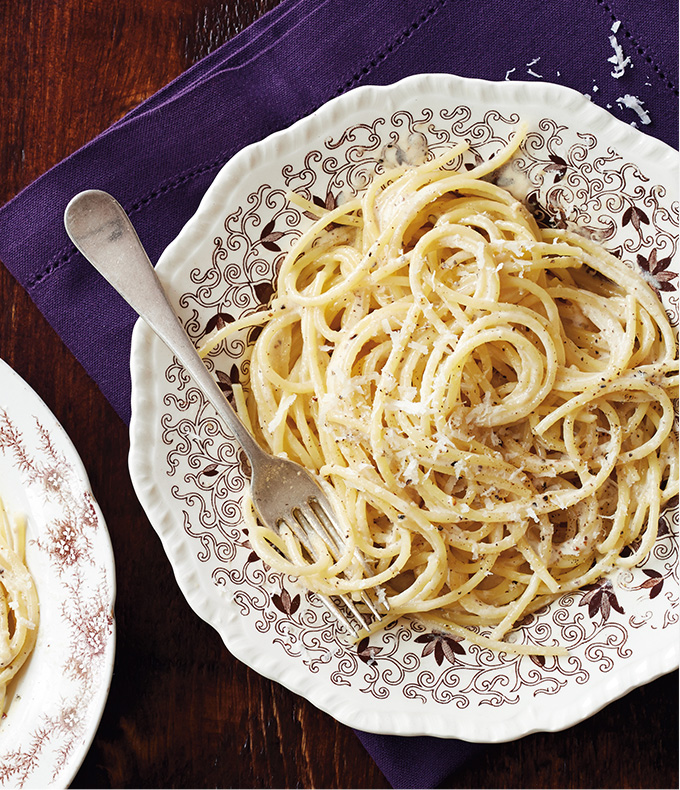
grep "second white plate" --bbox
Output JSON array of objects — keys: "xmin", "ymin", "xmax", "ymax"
[{"xmin": 0, "ymin": 359, "xmax": 116, "ymax": 788}]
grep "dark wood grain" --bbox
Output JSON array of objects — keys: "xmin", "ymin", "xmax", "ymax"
[{"xmin": 0, "ymin": 2, "xmax": 677, "ymax": 788}]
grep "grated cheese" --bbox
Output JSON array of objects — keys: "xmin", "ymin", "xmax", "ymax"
[
  {"xmin": 268, "ymin": 393, "xmax": 296, "ymax": 432},
  {"xmin": 390, "ymin": 399, "xmax": 429, "ymax": 416},
  {"xmin": 526, "ymin": 57, "xmax": 543, "ymax": 79},
  {"xmin": 608, "ymin": 34, "xmax": 632, "ymax": 78},
  {"xmin": 616, "ymin": 94, "xmax": 651, "ymax": 125}
]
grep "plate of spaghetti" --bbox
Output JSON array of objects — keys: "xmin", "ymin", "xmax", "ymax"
[
  {"xmin": 129, "ymin": 73, "xmax": 678, "ymax": 742},
  {"xmin": 0, "ymin": 358, "xmax": 115, "ymax": 787}
]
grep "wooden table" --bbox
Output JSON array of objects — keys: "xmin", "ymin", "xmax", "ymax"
[{"xmin": 0, "ymin": 2, "xmax": 677, "ymax": 787}]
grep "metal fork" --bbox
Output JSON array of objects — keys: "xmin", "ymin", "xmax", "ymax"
[{"xmin": 64, "ymin": 189, "xmax": 387, "ymax": 635}]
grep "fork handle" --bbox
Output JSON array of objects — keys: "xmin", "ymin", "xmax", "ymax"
[{"xmin": 64, "ymin": 189, "xmax": 266, "ymax": 465}]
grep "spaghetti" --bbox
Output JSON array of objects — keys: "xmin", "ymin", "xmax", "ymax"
[
  {"xmin": 200, "ymin": 130, "xmax": 678, "ymax": 653},
  {"xmin": 0, "ymin": 496, "xmax": 39, "ymax": 713}
]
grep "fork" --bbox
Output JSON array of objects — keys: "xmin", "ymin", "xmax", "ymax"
[{"xmin": 64, "ymin": 189, "xmax": 387, "ymax": 636}]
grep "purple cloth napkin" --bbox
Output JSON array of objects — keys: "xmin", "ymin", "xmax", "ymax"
[{"xmin": 0, "ymin": 1, "xmax": 677, "ymax": 787}]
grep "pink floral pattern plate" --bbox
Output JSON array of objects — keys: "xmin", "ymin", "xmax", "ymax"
[
  {"xmin": 129, "ymin": 74, "xmax": 678, "ymax": 742},
  {"xmin": 0, "ymin": 359, "xmax": 115, "ymax": 787}
]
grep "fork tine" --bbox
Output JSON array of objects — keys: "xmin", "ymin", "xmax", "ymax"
[
  {"xmin": 277, "ymin": 514, "xmax": 319, "ymax": 563},
  {"xmin": 359, "ymin": 590, "xmax": 384, "ymax": 619},
  {"xmin": 317, "ymin": 594, "xmax": 358, "ymax": 635},
  {"xmin": 308, "ymin": 498, "xmax": 345, "ymax": 552},
  {"xmin": 297, "ymin": 501, "xmax": 341, "ymax": 555},
  {"xmin": 337, "ymin": 594, "xmax": 372, "ymax": 631}
]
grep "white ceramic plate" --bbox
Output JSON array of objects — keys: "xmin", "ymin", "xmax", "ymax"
[
  {"xmin": 0, "ymin": 359, "xmax": 116, "ymax": 788},
  {"xmin": 129, "ymin": 74, "xmax": 678, "ymax": 742}
]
